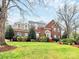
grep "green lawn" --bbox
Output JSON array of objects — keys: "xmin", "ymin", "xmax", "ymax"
[{"xmin": 0, "ymin": 42, "xmax": 79, "ymax": 59}]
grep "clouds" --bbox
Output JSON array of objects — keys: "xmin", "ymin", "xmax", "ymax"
[
  {"xmin": 48, "ymin": 0, "xmax": 79, "ymax": 8},
  {"xmin": 7, "ymin": 0, "xmax": 79, "ymax": 24}
]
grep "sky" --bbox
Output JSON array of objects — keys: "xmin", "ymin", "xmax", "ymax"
[{"xmin": 7, "ymin": 0, "xmax": 79, "ymax": 24}]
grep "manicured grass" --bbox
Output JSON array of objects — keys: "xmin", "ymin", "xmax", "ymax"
[{"xmin": 0, "ymin": 42, "xmax": 79, "ymax": 59}]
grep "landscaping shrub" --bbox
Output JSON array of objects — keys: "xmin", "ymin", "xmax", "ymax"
[
  {"xmin": 17, "ymin": 36, "xmax": 27, "ymax": 42},
  {"xmin": 53, "ymin": 38, "xmax": 59, "ymax": 42},
  {"xmin": 12, "ymin": 36, "xmax": 18, "ymax": 41},
  {"xmin": 23, "ymin": 36, "xmax": 28, "ymax": 41},
  {"xmin": 5, "ymin": 25, "xmax": 15, "ymax": 40},
  {"xmin": 61, "ymin": 38, "xmax": 75, "ymax": 45},
  {"xmin": 62, "ymin": 32, "xmax": 68, "ymax": 39},
  {"xmin": 75, "ymin": 37, "xmax": 79, "ymax": 45},
  {"xmin": 17, "ymin": 36, "xmax": 22, "ymax": 41},
  {"xmin": 31, "ymin": 39, "xmax": 37, "ymax": 42},
  {"xmin": 39, "ymin": 36, "xmax": 48, "ymax": 42},
  {"xmin": 28, "ymin": 27, "xmax": 36, "ymax": 40}
]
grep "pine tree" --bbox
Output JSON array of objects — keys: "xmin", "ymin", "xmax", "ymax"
[
  {"xmin": 28, "ymin": 27, "xmax": 36, "ymax": 40},
  {"xmin": 5, "ymin": 25, "xmax": 14, "ymax": 40}
]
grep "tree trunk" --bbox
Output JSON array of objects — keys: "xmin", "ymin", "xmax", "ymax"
[
  {"xmin": 0, "ymin": 0, "xmax": 7, "ymax": 45},
  {"xmin": 0, "ymin": 21, "xmax": 6, "ymax": 45}
]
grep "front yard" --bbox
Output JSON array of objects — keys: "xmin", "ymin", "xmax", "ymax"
[{"xmin": 0, "ymin": 42, "xmax": 79, "ymax": 59}]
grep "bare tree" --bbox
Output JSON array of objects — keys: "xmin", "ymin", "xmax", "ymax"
[
  {"xmin": 57, "ymin": 0, "xmax": 79, "ymax": 38},
  {"xmin": 0, "ymin": 0, "xmax": 7, "ymax": 45},
  {"xmin": 0, "ymin": 0, "xmax": 49, "ymax": 45}
]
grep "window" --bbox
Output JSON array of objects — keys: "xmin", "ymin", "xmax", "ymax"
[
  {"xmin": 18, "ymin": 24, "xmax": 21, "ymax": 29},
  {"xmin": 52, "ymin": 26, "xmax": 53, "ymax": 28},
  {"xmin": 18, "ymin": 24, "xmax": 20, "ymax": 27},
  {"xmin": 24, "ymin": 25, "xmax": 27, "ymax": 29},
  {"xmin": 54, "ymin": 35, "xmax": 57, "ymax": 38},
  {"xmin": 17, "ymin": 32, "xmax": 22, "ymax": 36},
  {"xmin": 58, "ymin": 36, "xmax": 60, "ymax": 38},
  {"xmin": 58, "ymin": 28, "xmax": 60, "ymax": 32},
  {"xmin": 25, "ymin": 33, "xmax": 28, "ymax": 36},
  {"xmin": 54, "ymin": 28, "xmax": 56, "ymax": 31},
  {"xmin": 36, "ymin": 33, "xmax": 39, "ymax": 38}
]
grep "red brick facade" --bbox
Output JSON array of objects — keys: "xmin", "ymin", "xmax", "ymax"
[{"xmin": 36, "ymin": 20, "xmax": 61, "ymax": 39}]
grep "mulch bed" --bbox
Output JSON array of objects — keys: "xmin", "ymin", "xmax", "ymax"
[
  {"xmin": 58, "ymin": 42, "xmax": 79, "ymax": 48},
  {"xmin": 73, "ymin": 45, "xmax": 79, "ymax": 48},
  {"xmin": 0, "ymin": 45, "xmax": 16, "ymax": 52}
]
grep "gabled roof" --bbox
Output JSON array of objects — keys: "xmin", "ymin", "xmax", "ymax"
[
  {"xmin": 45, "ymin": 20, "xmax": 55, "ymax": 28},
  {"xmin": 29, "ymin": 21, "xmax": 45, "ymax": 25},
  {"xmin": 45, "ymin": 20, "xmax": 61, "ymax": 29}
]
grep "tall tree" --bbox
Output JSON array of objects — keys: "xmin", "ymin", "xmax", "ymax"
[
  {"xmin": 57, "ymin": 0, "xmax": 79, "ymax": 38},
  {"xmin": 0, "ymin": 0, "xmax": 49, "ymax": 45},
  {"xmin": 28, "ymin": 27, "xmax": 36, "ymax": 40},
  {"xmin": 5, "ymin": 25, "xmax": 14, "ymax": 40},
  {"xmin": 0, "ymin": 0, "xmax": 7, "ymax": 45}
]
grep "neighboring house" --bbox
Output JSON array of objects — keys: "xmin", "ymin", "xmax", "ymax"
[
  {"xmin": 12, "ymin": 21, "xmax": 45, "ymax": 36},
  {"xmin": 28, "ymin": 21, "xmax": 45, "ymax": 30},
  {"xmin": 12, "ymin": 22, "xmax": 28, "ymax": 36},
  {"xmin": 12, "ymin": 20, "xmax": 61, "ymax": 39},
  {"xmin": 37, "ymin": 20, "xmax": 61, "ymax": 39}
]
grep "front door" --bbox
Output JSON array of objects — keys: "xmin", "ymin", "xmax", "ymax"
[{"xmin": 45, "ymin": 30, "xmax": 52, "ymax": 39}]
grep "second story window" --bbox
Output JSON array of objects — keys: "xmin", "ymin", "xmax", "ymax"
[
  {"xmin": 54, "ymin": 28, "xmax": 56, "ymax": 31},
  {"xmin": 18, "ymin": 24, "xmax": 20, "ymax": 29},
  {"xmin": 58, "ymin": 28, "xmax": 60, "ymax": 32},
  {"xmin": 25, "ymin": 25, "xmax": 27, "ymax": 29}
]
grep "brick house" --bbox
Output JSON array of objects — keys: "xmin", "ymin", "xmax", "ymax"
[
  {"xmin": 12, "ymin": 20, "xmax": 61, "ymax": 39},
  {"xmin": 36, "ymin": 20, "xmax": 61, "ymax": 39},
  {"xmin": 12, "ymin": 22, "xmax": 28, "ymax": 36},
  {"xmin": 45, "ymin": 20, "xmax": 61, "ymax": 39}
]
